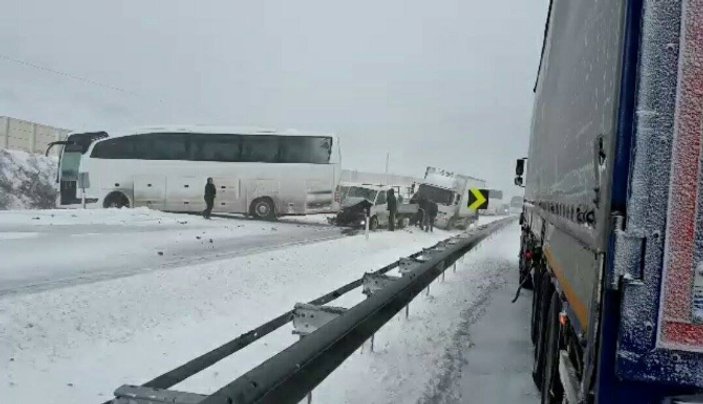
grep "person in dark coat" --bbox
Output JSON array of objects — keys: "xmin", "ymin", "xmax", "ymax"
[
  {"xmin": 203, "ymin": 177, "xmax": 216, "ymax": 219},
  {"xmin": 428, "ymin": 200, "xmax": 438, "ymax": 232},
  {"xmin": 387, "ymin": 188, "xmax": 398, "ymax": 231},
  {"xmin": 419, "ymin": 197, "xmax": 431, "ymax": 231}
]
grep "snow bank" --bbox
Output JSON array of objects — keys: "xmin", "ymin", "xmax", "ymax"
[
  {"xmin": 313, "ymin": 225, "xmax": 525, "ymax": 403},
  {"xmin": 0, "ymin": 149, "xmax": 58, "ymax": 210},
  {"xmin": 0, "ymin": 206, "xmax": 195, "ymax": 226}
]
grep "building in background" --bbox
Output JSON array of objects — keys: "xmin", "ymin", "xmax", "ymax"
[
  {"xmin": 340, "ymin": 169, "xmax": 422, "ymax": 188},
  {"xmin": 0, "ymin": 116, "xmax": 71, "ymax": 157}
]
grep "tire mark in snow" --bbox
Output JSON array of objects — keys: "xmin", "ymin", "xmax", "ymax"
[{"xmin": 417, "ymin": 260, "xmax": 510, "ymax": 404}]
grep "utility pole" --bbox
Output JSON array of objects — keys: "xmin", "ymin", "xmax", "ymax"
[{"xmin": 385, "ymin": 152, "xmax": 390, "ymax": 185}]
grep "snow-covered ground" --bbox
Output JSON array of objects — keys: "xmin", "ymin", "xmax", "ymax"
[
  {"xmin": 1, "ymin": 209, "xmax": 461, "ymax": 403},
  {"xmin": 0, "ymin": 208, "xmax": 345, "ymax": 295},
  {"xmin": 313, "ymin": 223, "xmax": 537, "ymax": 403},
  {"xmin": 0, "ymin": 149, "xmax": 57, "ymax": 210}
]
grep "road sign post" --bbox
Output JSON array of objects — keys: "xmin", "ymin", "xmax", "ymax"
[{"xmin": 468, "ymin": 188, "xmax": 489, "ymax": 211}]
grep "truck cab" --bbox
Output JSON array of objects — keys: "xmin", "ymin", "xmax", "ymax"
[{"xmin": 415, "ymin": 168, "xmax": 483, "ymax": 230}]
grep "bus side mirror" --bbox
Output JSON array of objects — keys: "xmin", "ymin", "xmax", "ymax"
[{"xmin": 514, "ymin": 177, "xmax": 523, "ymax": 187}]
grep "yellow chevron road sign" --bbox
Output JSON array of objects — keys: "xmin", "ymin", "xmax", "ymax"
[{"xmin": 468, "ymin": 188, "xmax": 489, "ymax": 210}]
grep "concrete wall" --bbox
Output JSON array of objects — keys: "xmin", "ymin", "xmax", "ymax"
[{"xmin": 0, "ymin": 116, "xmax": 71, "ymax": 157}]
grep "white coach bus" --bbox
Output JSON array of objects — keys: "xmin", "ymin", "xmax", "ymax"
[{"xmin": 77, "ymin": 126, "xmax": 341, "ymax": 219}]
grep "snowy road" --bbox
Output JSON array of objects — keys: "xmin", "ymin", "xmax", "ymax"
[
  {"xmin": 0, "ymin": 208, "xmax": 347, "ymax": 295},
  {"xmin": 1, "ymin": 212, "xmax": 524, "ymax": 403},
  {"xmin": 1, "ymin": 210, "xmax": 466, "ymax": 403}
]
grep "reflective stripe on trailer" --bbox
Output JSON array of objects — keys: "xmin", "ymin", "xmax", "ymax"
[{"xmin": 659, "ymin": 0, "xmax": 703, "ymax": 351}]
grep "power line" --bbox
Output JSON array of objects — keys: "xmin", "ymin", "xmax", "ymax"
[{"xmin": 0, "ymin": 52, "xmax": 159, "ymax": 100}]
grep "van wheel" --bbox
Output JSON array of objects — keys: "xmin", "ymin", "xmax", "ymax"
[
  {"xmin": 251, "ymin": 198, "xmax": 275, "ymax": 220},
  {"xmin": 369, "ymin": 216, "xmax": 379, "ymax": 230},
  {"xmin": 103, "ymin": 192, "xmax": 130, "ymax": 209},
  {"xmin": 541, "ymin": 292, "xmax": 564, "ymax": 404}
]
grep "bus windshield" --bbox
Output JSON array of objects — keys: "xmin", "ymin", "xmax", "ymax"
[{"xmin": 59, "ymin": 132, "xmax": 108, "ymax": 181}]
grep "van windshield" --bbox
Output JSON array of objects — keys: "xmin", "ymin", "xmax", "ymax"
[{"xmin": 346, "ymin": 187, "xmax": 378, "ymax": 202}]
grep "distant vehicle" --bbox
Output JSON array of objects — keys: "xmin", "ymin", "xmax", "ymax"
[
  {"xmin": 414, "ymin": 166, "xmax": 484, "ymax": 229},
  {"xmin": 76, "ymin": 126, "xmax": 341, "ymax": 219},
  {"xmin": 483, "ymin": 189, "xmax": 504, "ymax": 216},
  {"xmin": 335, "ymin": 184, "xmax": 417, "ymax": 229},
  {"xmin": 515, "ymin": 1, "xmax": 703, "ymax": 402},
  {"xmin": 46, "ymin": 131, "xmax": 109, "ymax": 207},
  {"xmin": 509, "ymin": 195, "xmax": 522, "ymax": 214}
]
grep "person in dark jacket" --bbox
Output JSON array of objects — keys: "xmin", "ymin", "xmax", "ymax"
[
  {"xmin": 203, "ymin": 177, "xmax": 216, "ymax": 219},
  {"xmin": 387, "ymin": 188, "xmax": 398, "ymax": 231},
  {"xmin": 428, "ymin": 200, "xmax": 438, "ymax": 232},
  {"xmin": 419, "ymin": 196, "xmax": 431, "ymax": 231}
]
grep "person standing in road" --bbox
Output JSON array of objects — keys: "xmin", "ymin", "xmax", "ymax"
[
  {"xmin": 428, "ymin": 200, "xmax": 438, "ymax": 232},
  {"xmin": 420, "ymin": 197, "xmax": 431, "ymax": 231},
  {"xmin": 203, "ymin": 177, "xmax": 216, "ymax": 219},
  {"xmin": 387, "ymin": 188, "xmax": 398, "ymax": 231}
]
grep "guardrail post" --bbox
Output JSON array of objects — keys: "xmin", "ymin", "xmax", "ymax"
[
  {"xmin": 365, "ymin": 210, "xmax": 370, "ymax": 240},
  {"xmin": 292, "ymin": 304, "xmax": 348, "ymax": 404}
]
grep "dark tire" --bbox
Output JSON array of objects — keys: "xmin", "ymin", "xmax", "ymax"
[
  {"xmin": 530, "ymin": 270, "xmax": 543, "ymax": 345},
  {"xmin": 103, "ymin": 192, "xmax": 130, "ymax": 208},
  {"xmin": 369, "ymin": 216, "xmax": 379, "ymax": 231},
  {"xmin": 541, "ymin": 292, "xmax": 564, "ymax": 404},
  {"xmin": 520, "ymin": 268, "xmax": 534, "ymax": 290},
  {"xmin": 533, "ymin": 274, "xmax": 553, "ymax": 389},
  {"xmin": 250, "ymin": 198, "xmax": 276, "ymax": 220}
]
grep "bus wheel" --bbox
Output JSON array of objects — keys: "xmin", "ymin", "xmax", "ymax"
[
  {"xmin": 251, "ymin": 198, "xmax": 275, "ymax": 220},
  {"xmin": 103, "ymin": 192, "xmax": 130, "ymax": 209},
  {"xmin": 541, "ymin": 291, "xmax": 564, "ymax": 404}
]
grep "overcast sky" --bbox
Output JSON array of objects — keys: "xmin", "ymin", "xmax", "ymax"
[{"xmin": 0, "ymin": 0, "xmax": 547, "ymax": 196}]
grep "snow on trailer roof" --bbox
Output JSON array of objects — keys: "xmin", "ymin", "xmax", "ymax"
[{"xmin": 106, "ymin": 125, "xmax": 336, "ymax": 139}]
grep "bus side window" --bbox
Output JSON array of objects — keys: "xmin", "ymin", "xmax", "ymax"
[
  {"xmin": 240, "ymin": 136, "xmax": 279, "ymax": 163},
  {"xmin": 279, "ymin": 137, "xmax": 332, "ymax": 164},
  {"xmin": 190, "ymin": 134, "xmax": 241, "ymax": 162}
]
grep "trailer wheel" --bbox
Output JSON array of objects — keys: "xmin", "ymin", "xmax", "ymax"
[
  {"xmin": 533, "ymin": 273, "xmax": 553, "ymax": 389},
  {"xmin": 530, "ymin": 269, "xmax": 543, "ymax": 345},
  {"xmin": 541, "ymin": 292, "xmax": 563, "ymax": 404}
]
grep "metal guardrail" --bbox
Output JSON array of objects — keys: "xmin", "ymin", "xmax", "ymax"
[{"xmin": 111, "ymin": 218, "xmax": 513, "ymax": 404}]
